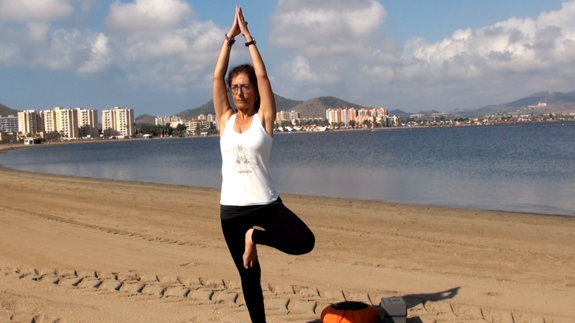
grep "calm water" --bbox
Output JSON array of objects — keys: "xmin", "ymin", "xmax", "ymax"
[{"xmin": 1, "ymin": 122, "xmax": 574, "ymax": 217}]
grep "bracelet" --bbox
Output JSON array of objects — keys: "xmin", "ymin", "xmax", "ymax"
[
  {"xmin": 245, "ymin": 38, "xmax": 256, "ymax": 47},
  {"xmin": 225, "ymin": 34, "xmax": 235, "ymax": 46}
]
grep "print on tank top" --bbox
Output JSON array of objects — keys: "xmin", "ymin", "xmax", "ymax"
[{"xmin": 232, "ymin": 144, "xmax": 256, "ymax": 174}]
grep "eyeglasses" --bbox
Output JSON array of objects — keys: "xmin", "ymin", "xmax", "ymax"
[{"xmin": 229, "ymin": 84, "xmax": 254, "ymax": 93}]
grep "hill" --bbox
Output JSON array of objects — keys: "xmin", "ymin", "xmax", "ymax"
[
  {"xmin": 454, "ymin": 91, "xmax": 575, "ymax": 116},
  {"xmin": 389, "ymin": 109, "xmax": 410, "ymax": 117},
  {"xmin": 0, "ymin": 103, "xmax": 19, "ymax": 116},
  {"xmin": 135, "ymin": 114, "xmax": 156, "ymax": 125},
  {"xmin": 291, "ymin": 96, "xmax": 365, "ymax": 119},
  {"xmin": 176, "ymin": 94, "xmax": 303, "ymax": 119}
]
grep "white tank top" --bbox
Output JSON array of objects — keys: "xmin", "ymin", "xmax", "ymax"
[{"xmin": 219, "ymin": 113, "xmax": 278, "ymax": 206}]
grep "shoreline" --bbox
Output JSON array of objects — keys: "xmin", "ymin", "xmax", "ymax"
[
  {"xmin": 0, "ymin": 163, "xmax": 572, "ymax": 219},
  {"xmin": 1, "ymin": 139, "xmax": 573, "ymax": 218},
  {"xmin": 2, "ymin": 164, "xmax": 571, "ymax": 223},
  {"xmin": 1, "ymin": 166, "xmax": 574, "ymax": 322}
]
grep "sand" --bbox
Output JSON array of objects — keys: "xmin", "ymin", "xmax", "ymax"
[{"xmin": 1, "ymin": 154, "xmax": 574, "ymax": 322}]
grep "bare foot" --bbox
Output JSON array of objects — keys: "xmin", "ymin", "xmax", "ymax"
[{"xmin": 243, "ymin": 228, "xmax": 258, "ymax": 269}]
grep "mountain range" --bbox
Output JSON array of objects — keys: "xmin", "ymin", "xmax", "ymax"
[
  {"xmin": 0, "ymin": 103, "xmax": 19, "ymax": 116},
  {"xmin": 3, "ymin": 90, "xmax": 575, "ymax": 123},
  {"xmin": 175, "ymin": 93, "xmax": 304, "ymax": 119},
  {"xmin": 174, "ymin": 95, "xmax": 369, "ymax": 121},
  {"xmin": 452, "ymin": 91, "xmax": 575, "ymax": 116},
  {"xmin": 171, "ymin": 90, "xmax": 575, "ymax": 121}
]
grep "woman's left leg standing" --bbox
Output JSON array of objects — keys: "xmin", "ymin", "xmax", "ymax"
[
  {"xmin": 221, "ymin": 216, "xmax": 267, "ymax": 323},
  {"xmin": 220, "ymin": 199, "xmax": 315, "ymax": 323}
]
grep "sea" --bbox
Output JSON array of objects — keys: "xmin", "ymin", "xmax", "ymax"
[{"xmin": 1, "ymin": 121, "xmax": 574, "ymax": 217}]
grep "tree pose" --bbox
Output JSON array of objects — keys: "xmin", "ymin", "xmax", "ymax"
[{"xmin": 212, "ymin": 6, "xmax": 315, "ymax": 323}]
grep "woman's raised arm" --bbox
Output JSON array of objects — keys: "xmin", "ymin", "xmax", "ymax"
[
  {"xmin": 237, "ymin": 7, "xmax": 276, "ymax": 136},
  {"xmin": 213, "ymin": 10, "xmax": 240, "ymax": 136}
]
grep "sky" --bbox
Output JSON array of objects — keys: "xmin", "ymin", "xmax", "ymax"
[{"xmin": 1, "ymin": 0, "xmax": 574, "ymax": 116}]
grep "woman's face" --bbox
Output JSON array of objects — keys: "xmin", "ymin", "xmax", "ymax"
[{"xmin": 230, "ymin": 73, "xmax": 258, "ymax": 112}]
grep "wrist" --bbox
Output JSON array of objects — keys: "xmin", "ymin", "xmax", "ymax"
[
  {"xmin": 244, "ymin": 36, "xmax": 256, "ymax": 47},
  {"xmin": 224, "ymin": 34, "xmax": 235, "ymax": 46}
]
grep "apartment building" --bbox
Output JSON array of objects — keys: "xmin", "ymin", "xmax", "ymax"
[
  {"xmin": 342, "ymin": 107, "xmax": 357, "ymax": 126},
  {"xmin": 102, "ymin": 106, "xmax": 135, "ymax": 137},
  {"xmin": 375, "ymin": 107, "xmax": 388, "ymax": 117},
  {"xmin": 17, "ymin": 110, "xmax": 44, "ymax": 136},
  {"xmin": 326, "ymin": 108, "xmax": 345, "ymax": 126},
  {"xmin": 326, "ymin": 107, "xmax": 388, "ymax": 128},
  {"xmin": 0, "ymin": 115, "xmax": 18, "ymax": 133},
  {"xmin": 76, "ymin": 108, "xmax": 99, "ymax": 138},
  {"xmin": 43, "ymin": 107, "xmax": 79, "ymax": 139},
  {"xmin": 186, "ymin": 118, "xmax": 210, "ymax": 134},
  {"xmin": 197, "ymin": 114, "xmax": 216, "ymax": 121},
  {"xmin": 155, "ymin": 115, "xmax": 181, "ymax": 126}
]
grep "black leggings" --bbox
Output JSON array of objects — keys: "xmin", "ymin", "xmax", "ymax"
[{"xmin": 220, "ymin": 198, "xmax": 315, "ymax": 323}]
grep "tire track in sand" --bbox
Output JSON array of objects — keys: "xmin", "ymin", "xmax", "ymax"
[{"xmin": 1, "ymin": 266, "xmax": 570, "ymax": 323}]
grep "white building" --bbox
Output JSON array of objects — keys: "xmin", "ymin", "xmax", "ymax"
[
  {"xmin": 277, "ymin": 110, "xmax": 300, "ymax": 124},
  {"xmin": 44, "ymin": 107, "xmax": 79, "ymax": 139},
  {"xmin": 155, "ymin": 115, "xmax": 181, "ymax": 126},
  {"xmin": 76, "ymin": 108, "xmax": 99, "ymax": 138},
  {"xmin": 102, "ymin": 106, "xmax": 135, "ymax": 138},
  {"xmin": 17, "ymin": 110, "xmax": 44, "ymax": 137}
]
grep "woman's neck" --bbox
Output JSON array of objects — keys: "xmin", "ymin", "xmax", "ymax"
[{"xmin": 236, "ymin": 107, "xmax": 256, "ymax": 119}]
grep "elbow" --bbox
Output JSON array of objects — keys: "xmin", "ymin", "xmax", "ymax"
[
  {"xmin": 213, "ymin": 73, "xmax": 224, "ymax": 82},
  {"xmin": 256, "ymin": 73, "xmax": 270, "ymax": 82}
]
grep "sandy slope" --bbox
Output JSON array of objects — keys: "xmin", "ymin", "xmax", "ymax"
[{"xmin": 0, "ymin": 166, "xmax": 574, "ymax": 323}]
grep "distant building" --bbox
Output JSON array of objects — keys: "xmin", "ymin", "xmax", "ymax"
[
  {"xmin": 77, "ymin": 108, "xmax": 99, "ymax": 138},
  {"xmin": 342, "ymin": 107, "xmax": 357, "ymax": 126},
  {"xmin": 206, "ymin": 114, "xmax": 216, "ymax": 123},
  {"xmin": 39, "ymin": 107, "xmax": 98, "ymax": 139},
  {"xmin": 528, "ymin": 102, "xmax": 547, "ymax": 109},
  {"xmin": 276, "ymin": 111, "xmax": 300, "ymax": 124},
  {"xmin": 325, "ymin": 108, "xmax": 343, "ymax": 125},
  {"xmin": 102, "ymin": 106, "xmax": 135, "ymax": 137},
  {"xmin": 155, "ymin": 115, "xmax": 181, "ymax": 126},
  {"xmin": 186, "ymin": 119, "xmax": 210, "ymax": 134},
  {"xmin": 44, "ymin": 107, "xmax": 79, "ymax": 139},
  {"xmin": 18, "ymin": 110, "xmax": 44, "ymax": 136},
  {"xmin": 0, "ymin": 115, "xmax": 18, "ymax": 133},
  {"xmin": 375, "ymin": 107, "xmax": 388, "ymax": 117}
]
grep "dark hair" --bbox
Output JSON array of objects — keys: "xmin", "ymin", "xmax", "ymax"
[{"xmin": 226, "ymin": 64, "xmax": 260, "ymax": 111}]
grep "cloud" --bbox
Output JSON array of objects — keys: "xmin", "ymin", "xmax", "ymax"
[
  {"xmin": 388, "ymin": 0, "xmax": 575, "ymax": 105},
  {"xmin": 105, "ymin": 0, "xmax": 193, "ymax": 36},
  {"xmin": 270, "ymin": 0, "xmax": 387, "ymax": 57},
  {"xmin": 77, "ymin": 33, "xmax": 112, "ymax": 73},
  {"xmin": 102, "ymin": 0, "xmax": 226, "ymax": 91},
  {"xmin": 269, "ymin": 0, "xmax": 575, "ymax": 112},
  {"xmin": 0, "ymin": 0, "xmax": 74, "ymax": 23},
  {"xmin": 115, "ymin": 20, "xmax": 225, "ymax": 93},
  {"xmin": 0, "ymin": 0, "xmax": 225, "ymax": 92},
  {"xmin": 2, "ymin": 0, "xmax": 575, "ymax": 113},
  {"xmin": 268, "ymin": 0, "xmax": 388, "ymax": 99}
]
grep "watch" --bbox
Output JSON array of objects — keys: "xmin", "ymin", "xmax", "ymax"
[{"xmin": 245, "ymin": 38, "xmax": 256, "ymax": 47}]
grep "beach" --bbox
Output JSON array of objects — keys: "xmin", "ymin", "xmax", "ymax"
[{"xmin": 1, "ymin": 162, "xmax": 574, "ymax": 323}]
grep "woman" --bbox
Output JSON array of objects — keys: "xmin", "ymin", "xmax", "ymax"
[{"xmin": 212, "ymin": 6, "xmax": 315, "ymax": 323}]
